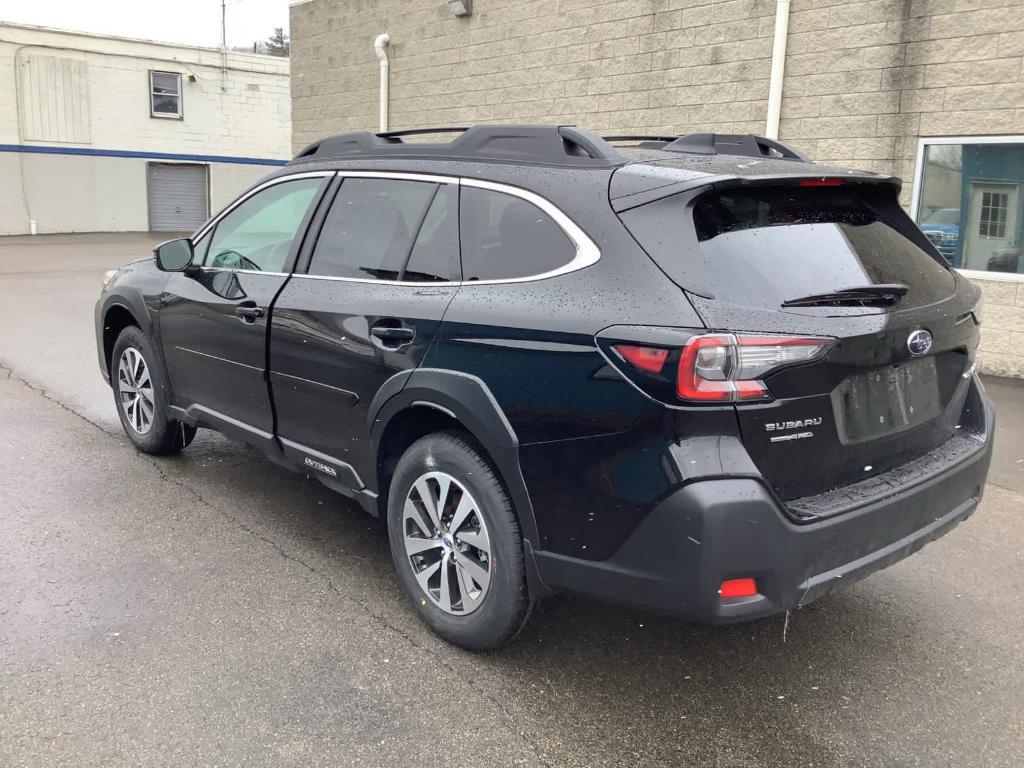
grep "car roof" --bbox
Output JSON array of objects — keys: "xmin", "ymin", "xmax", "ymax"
[
  {"xmin": 282, "ymin": 125, "xmax": 898, "ymax": 208},
  {"xmin": 288, "ymin": 124, "xmax": 821, "ymax": 171}
]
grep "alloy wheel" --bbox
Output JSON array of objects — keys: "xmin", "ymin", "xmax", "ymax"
[
  {"xmin": 117, "ymin": 347, "xmax": 155, "ymax": 435},
  {"xmin": 402, "ymin": 471, "xmax": 493, "ymax": 615}
]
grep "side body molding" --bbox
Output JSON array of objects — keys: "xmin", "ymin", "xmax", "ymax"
[{"xmin": 367, "ymin": 368, "xmax": 541, "ymax": 547}]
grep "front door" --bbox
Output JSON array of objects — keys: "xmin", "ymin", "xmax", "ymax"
[
  {"xmin": 964, "ymin": 182, "xmax": 1019, "ymax": 270},
  {"xmin": 158, "ymin": 174, "xmax": 330, "ymax": 447},
  {"xmin": 269, "ymin": 175, "xmax": 462, "ymax": 491}
]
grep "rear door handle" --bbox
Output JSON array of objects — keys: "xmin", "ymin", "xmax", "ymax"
[
  {"xmin": 370, "ymin": 324, "xmax": 415, "ymax": 349},
  {"xmin": 235, "ymin": 302, "xmax": 265, "ymax": 322}
]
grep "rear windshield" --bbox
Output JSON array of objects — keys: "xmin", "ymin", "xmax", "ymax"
[{"xmin": 621, "ymin": 185, "xmax": 956, "ymax": 310}]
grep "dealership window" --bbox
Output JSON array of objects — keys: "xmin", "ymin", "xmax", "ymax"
[
  {"xmin": 912, "ymin": 137, "xmax": 1024, "ymax": 278},
  {"xmin": 149, "ymin": 71, "xmax": 182, "ymax": 118}
]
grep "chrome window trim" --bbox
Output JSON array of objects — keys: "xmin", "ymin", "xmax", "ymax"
[
  {"xmin": 198, "ymin": 267, "xmax": 290, "ymax": 277},
  {"xmin": 194, "ymin": 170, "xmax": 602, "ymax": 285},
  {"xmin": 338, "ymin": 170, "xmax": 459, "ymax": 185},
  {"xmin": 294, "ymin": 273, "xmax": 461, "ymax": 286},
  {"xmin": 456, "ymin": 177, "xmax": 601, "ymax": 285}
]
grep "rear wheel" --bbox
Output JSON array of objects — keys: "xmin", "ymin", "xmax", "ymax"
[
  {"xmin": 111, "ymin": 326, "xmax": 196, "ymax": 455},
  {"xmin": 387, "ymin": 431, "xmax": 531, "ymax": 650}
]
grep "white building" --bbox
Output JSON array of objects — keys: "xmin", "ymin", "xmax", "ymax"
[{"xmin": 0, "ymin": 23, "xmax": 290, "ymax": 235}]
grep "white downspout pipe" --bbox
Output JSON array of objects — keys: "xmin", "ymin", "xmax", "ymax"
[
  {"xmin": 373, "ymin": 33, "xmax": 391, "ymax": 133},
  {"xmin": 764, "ymin": 0, "xmax": 791, "ymax": 140}
]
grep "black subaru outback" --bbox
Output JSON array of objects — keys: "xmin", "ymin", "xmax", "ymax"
[{"xmin": 96, "ymin": 125, "xmax": 994, "ymax": 649}]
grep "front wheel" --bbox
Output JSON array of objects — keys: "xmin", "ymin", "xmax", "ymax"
[
  {"xmin": 111, "ymin": 326, "xmax": 196, "ymax": 455},
  {"xmin": 387, "ymin": 431, "xmax": 532, "ymax": 650}
]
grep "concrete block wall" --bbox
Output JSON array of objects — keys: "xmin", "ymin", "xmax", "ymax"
[
  {"xmin": 291, "ymin": 0, "xmax": 1024, "ymax": 376},
  {"xmin": 290, "ymin": 0, "xmax": 778, "ymax": 146},
  {"xmin": 776, "ymin": 0, "xmax": 1024, "ymax": 377},
  {"xmin": 290, "ymin": 0, "xmax": 1024, "ymax": 185},
  {"xmin": 974, "ymin": 277, "xmax": 1024, "ymax": 378},
  {"xmin": 779, "ymin": 0, "xmax": 1024, "ymax": 201}
]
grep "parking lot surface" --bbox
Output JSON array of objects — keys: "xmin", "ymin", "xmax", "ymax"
[{"xmin": 2, "ymin": 234, "xmax": 1023, "ymax": 767}]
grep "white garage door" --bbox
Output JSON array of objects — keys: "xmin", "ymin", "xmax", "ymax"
[{"xmin": 147, "ymin": 163, "xmax": 209, "ymax": 231}]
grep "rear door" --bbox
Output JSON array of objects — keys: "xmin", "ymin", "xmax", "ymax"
[
  {"xmin": 619, "ymin": 180, "xmax": 982, "ymax": 502},
  {"xmin": 158, "ymin": 173, "xmax": 330, "ymax": 448},
  {"xmin": 269, "ymin": 173, "xmax": 461, "ymax": 490}
]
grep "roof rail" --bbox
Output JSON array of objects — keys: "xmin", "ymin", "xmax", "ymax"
[
  {"xmin": 604, "ymin": 134, "xmax": 681, "ymax": 150},
  {"xmin": 604, "ymin": 132, "xmax": 810, "ymax": 162},
  {"xmin": 290, "ymin": 124, "xmax": 627, "ymax": 168},
  {"xmin": 604, "ymin": 135, "xmax": 680, "ymax": 143},
  {"xmin": 378, "ymin": 126, "xmax": 470, "ymax": 138}
]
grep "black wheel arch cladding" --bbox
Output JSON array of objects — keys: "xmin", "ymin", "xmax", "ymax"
[{"xmin": 368, "ymin": 368, "xmax": 541, "ymax": 547}]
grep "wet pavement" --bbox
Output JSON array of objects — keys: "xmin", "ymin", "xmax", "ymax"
[{"xmin": 1, "ymin": 233, "xmax": 1022, "ymax": 767}]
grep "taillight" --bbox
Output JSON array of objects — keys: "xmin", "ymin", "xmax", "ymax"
[
  {"xmin": 677, "ymin": 333, "xmax": 831, "ymax": 403},
  {"xmin": 797, "ymin": 177, "xmax": 844, "ymax": 187},
  {"xmin": 603, "ymin": 330, "xmax": 833, "ymax": 405},
  {"xmin": 613, "ymin": 344, "xmax": 668, "ymax": 373}
]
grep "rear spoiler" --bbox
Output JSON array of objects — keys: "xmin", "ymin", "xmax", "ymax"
[{"xmin": 610, "ymin": 170, "xmax": 902, "ymax": 213}]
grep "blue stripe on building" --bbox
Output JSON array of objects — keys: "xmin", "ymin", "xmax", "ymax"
[{"xmin": 0, "ymin": 143, "xmax": 288, "ymax": 166}]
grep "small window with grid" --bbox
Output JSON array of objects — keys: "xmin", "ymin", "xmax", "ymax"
[
  {"xmin": 149, "ymin": 71, "xmax": 182, "ymax": 119},
  {"xmin": 979, "ymin": 191, "xmax": 1008, "ymax": 238}
]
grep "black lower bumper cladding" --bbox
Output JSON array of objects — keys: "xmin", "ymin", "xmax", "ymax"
[{"xmin": 531, "ymin": 377, "xmax": 995, "ymax": 623}]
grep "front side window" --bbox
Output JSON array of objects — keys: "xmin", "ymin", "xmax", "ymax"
[
  {"xmin": 206, "ymin": 178, "xmax": 323, "ymax": 272},
  {"xmin": 308, "ymin": 178, "xmax": 459, "ymax": 282},
  {"xmin": 459, "ymin": 187, "xmax": 576, "ymax": 281},
  {"xmin": 150, "ymin": 71, "xmax": 182, "ymax": 118},
  {"xmin": 915, "ymin": 139, "xmax": 1024, "ymax": 275}
]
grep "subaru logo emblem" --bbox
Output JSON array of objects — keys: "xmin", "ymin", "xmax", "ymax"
[{"xmin": 907, "ymin": 329, "xmax": 932, "ymax": 357}]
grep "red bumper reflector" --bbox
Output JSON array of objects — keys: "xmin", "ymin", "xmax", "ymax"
[{"xmin": 719, "ymin": 577, "xmax": 758, "ymax": 598}]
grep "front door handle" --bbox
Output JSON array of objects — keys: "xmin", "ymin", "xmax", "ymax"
[
  {"xmin": 235, "ymin": 302, "xmax": 265, "ymax": 323},
  {"xmin": 370, "ymin": 324, "xmax": 415, "ymax": 349}
]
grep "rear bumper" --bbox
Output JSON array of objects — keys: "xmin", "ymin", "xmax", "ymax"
[{"xmin": 530, "ymin": 378, "xmax": 994, "ymax": 622}]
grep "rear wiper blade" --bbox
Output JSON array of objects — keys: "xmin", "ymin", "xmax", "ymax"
[{"xmin": 781, "ymin": 283, "xmax": 908, "ymax": 308}]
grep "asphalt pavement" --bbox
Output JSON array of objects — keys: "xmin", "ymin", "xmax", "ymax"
[{"xmin": 1, "ymin": 233, "xmax": 1022, "ymax": 767}]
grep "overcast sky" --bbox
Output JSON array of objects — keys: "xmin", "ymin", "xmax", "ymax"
[{"xmin": 1, "ymin": 0, "xmax": 290, "ymax": 50}]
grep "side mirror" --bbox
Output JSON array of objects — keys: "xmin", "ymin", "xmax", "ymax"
[{"xmin": 154, "ymin": 238, "xmax": 194, "ymax": 272}]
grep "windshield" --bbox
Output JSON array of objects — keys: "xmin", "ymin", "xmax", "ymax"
[
  {"xmin": 921, "ymin": 208, "xmax": 960, "ymax": 227},
  {"xmin": 621, "ymin": 184, "xmax": 956, "ymax": 311}
]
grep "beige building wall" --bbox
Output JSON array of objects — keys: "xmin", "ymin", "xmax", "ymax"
[
  {"xmin": 291, "ymin": 0, "xmax": 1024, "ymax": 376},
  {"xmin": 0, "ymin": 23, "xmax": 290, "ymax": 235},
  {"xmin": 0, "ymin": 153, "xmax": 269, "ymax": 234}
]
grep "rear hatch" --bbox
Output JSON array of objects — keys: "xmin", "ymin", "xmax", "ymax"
[{"xmin": 617, "ymin": 176, "xmax": 982, "ymax": 505}]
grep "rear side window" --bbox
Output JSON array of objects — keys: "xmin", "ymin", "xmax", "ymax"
[
  {"xmin": 309, "ymin": 178, "xmax": 458, "ymax": 281},
  {"xmin": 621, "ymin": 185, "xmax": 956, "ymax": 309},
  {"xmin": 460, "ymin": 186, "xmax": 575, "ymax": 281}
]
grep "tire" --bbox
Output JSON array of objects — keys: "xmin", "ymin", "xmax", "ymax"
[
  {"xmin": 111, "ymin": 326, "xmax": 197, "ymax": 455},
  {"xmin": 387, "ymin": 430, "xmax": 532, "ymax": 650}
]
